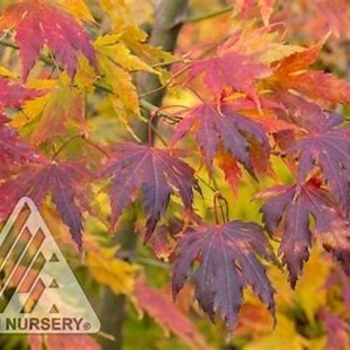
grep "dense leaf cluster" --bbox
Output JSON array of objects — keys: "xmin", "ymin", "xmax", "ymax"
[{"xmin": 0, "ymin": 0, "xmax": 350, "ymax": 339}]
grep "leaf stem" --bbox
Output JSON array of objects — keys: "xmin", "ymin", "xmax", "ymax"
[
  {"xmin": 139, "ymin": 99, "xmax": 162, "ymax": 114},
  {"xmin": 151, "ymin": 58, "xmax": 186, "ymax": 68},
  {"xmin": 148, "ymin": 121, "xmax": 168, "ymax": 146},
  {"xmin": 0, "ymin": 38, "xmax": 60, "ymax": 70},
  {"xmin": 140, "ymin": 100, "xmax": 184, "ymax": 124},
  {"xmin": 213, "ymin": 192, "xmax": 221, "ymax": 224},
  {"xmin": 220, "ymin": 194, "xmax": 230, "ymax": 222},
  {"xmin": 196, "ymin": 175, "xmax": 217, "ymax": 193},
  {"xmin": 213, "ymin": 191, "xmax": 230, "ymax": 224},
  {"xmin": 52, "ymin": 133, "xmax": 109, "ymax": 160},
  {"xmin": 148, "ymin": 112, "xmax": 158, "ymax": 146},
  {"xmin": 83, "ymin": 136, "xmax": 111, "ymax": 158},
  {"xmin": 185, "ymin": 6, "xmax": 233, "ymax": 23},
  {"xmin": 136, "ymin": 256, "xmax": 170, "ymax": 269},
  {"xmin": 138, "ymin": 84, "xmax": 167, "ymax": 99},
  {"xmin": 52, "ymin": 134, "xmax": 83, "ymax": 160}
]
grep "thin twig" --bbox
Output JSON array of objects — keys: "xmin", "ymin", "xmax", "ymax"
[
  {"xmin": 83, "ymin": 136, "xmax": 111, "ymax": 158},
  {"xmin": 186, "ymin": 6, "xmax": 233, "ymax": 23},
  {"xmin": 52, "ymin": 134, "xmax": 83, "ymax": 160},
  {"xmin": 136, "ymin": 256, "xmax": 170, "ymax": 269},
  {"xmin": 0, "ymin": 38, "xmax": 59, "ymax": 69}
]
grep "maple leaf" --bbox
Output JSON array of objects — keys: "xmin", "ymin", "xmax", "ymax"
[
  {"xmin": 271, "ymin": 92, "xmax": 328, "ymax": 131},
  {"xmin": 98, "ymin": 0, "xmax": 173, "ymax": 67},
  {"xmin": 281, "ymin": 0, "xmax": 350, "ymax": 41},
  {"xmin": 63, "ymin": 0, "xmax": 96, "ymax": 24},
  {"xmin": 94, "ymin": 34, "xmax": 154, "ymax": 74},
  {"xmin": 0, "ymin": 161, "xmax": 90, "ymax": 249},
  {"xmin": 286, "ymin": 72, "xmax": 350, "ymax": 108},
  {"xmin": 0, "ymin": 78, "xmax": 43, "ymax": 109},
  {"xmin": 183, "ymin": 35, "xmax": 271, "ymax": 100},
  {"xmin": 234, "ymin": 0, "xmax": 276, "ymax": 25},
  {"xmin": 234, "ymin": 301, "xmax": 274, "ymax": 337},
  {"xmin": 172, "ymin": 102, "xmax": 270, "ymax": 181},
  {"xmin": 9, "ymin": 75, "xmax": 88, "ymax": 144},
  {"xmin": 318, "ymin": 309, "xmax": 350, "ymax": 350},
  {"xmin": 225, "ymin": 24, "xmax": 304, "ymax": 65},
  {"xmin": 259, "ymin": 180, "xmax": 350, "ymax": 287},
  {"xmin": 271, "ymin": 39, "xmax": 350, "ymax": 108},
  {"xmin": 244, "ymin": 313, "xmax": 308, "ymax": 350},
  {"xmin": 99, "ymin": 143, "xmax": 199, "ymax": 240},
  {"xmin": 147, "ymin": 217, "xmax": 183, "ymax": 261},
  {"xmin": 133, "ymin": 276, "xmax": 213, "ymax": 350},
  {"xmin": 0, "ymin": 119, "xmax": 44, "ymax": 178},
  {"xmin": 86, "ymin": 246, "xmax": 139, "ymax": 296},
  {"xmin": 275, "ymin": 38, "xmax": 325, "ymax": 74},
  {"xmin": 325, "ymin": 268, "xmax": 350, "ymax": 308},
  {"xmin": 275, "ymin": 97, "xmax": 350, "ymax": 215},
  {"xmin": 0, "ymin": 0, "xmax": 97, "ymax": 81},
  {"xmin": 217, "ymin": 150, "xmax": 242, "ymax": 192},
  {"xmin": 32, "ymin": 75, "xmax": 86, "ymax": 144},
  {"xmin": 172, "ymin": 221, "xmax": 275, "ymax": 328},
  {"xmin": 29, "ymin": 334, "xmax": 100, "ymax": 350},
  {"xmin": 293, "ymin": 248, "xmax": 331, "ymax": 324},
  {"xmin": 94, "ymin": 34, "xmax": 156, "ymax": 136}
]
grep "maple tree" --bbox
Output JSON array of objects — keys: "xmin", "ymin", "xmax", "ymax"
[{"xmin": 0, "ymin": 0, "xmax": 350, "ymax": 349}]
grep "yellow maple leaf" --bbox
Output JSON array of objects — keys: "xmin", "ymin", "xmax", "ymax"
[
  {"xmin": 86, "ymin": 246, "xmax": 140, "ymax": 296},
  {"xmin": 11, "ymin": 79, "xmax": 58, "ymax": 128},
  {"xmin": 63, "ymin": 0, "xmax": 95, "ymax": 23},
  {"xmin": 222, "ymin": 22, "xmax": 305, "ymax": 65},
  {"xmin": 97, "ymin": 0, "xmax": 173, "ymax": 65},
  {"xmin": 0, "ymin": 64, "xmax": 18, "ymax": 78},
  {"xmin": 95, "ymin": 34, "xmax": 155, "ymax": 73},
  {"xmin": 75, "ymin": 54, "xmax": 99, "ymax": 91},
  {"xmin": 94, "ymin": 34, "xmax": 157, "ymax": 129},
  {"xmin": 267, "ymin": 247, "xmax": 332, "ymax": 324},
  {"xmin": 11, "ymin": 74, "xmax": 87, "ymax": 143},
  {"xmin": 294, "ymin": 249, "xmax": 331, "ymax": 324},
  {"xmin": 244, "ymin": 313, "xmax": 309, "ymax": 350}
]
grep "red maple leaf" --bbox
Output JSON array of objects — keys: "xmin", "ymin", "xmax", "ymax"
[
  {"xmin": 172, "ymin": 221, "xmax": 275, "ymax": 328},
  {"xmin": 29, "ymin": 334, "xmax": 100, "ymax": 350},
  {"xmin": 133, "ymin": 276, "xmax": 210, "ymax": 349},
  {"xmin": 0, "ymin": 161, "xmax": 90, "ymax": 249},
  {"xmin": 172, "ymin": 102, "xmax": 270, "ymax": 180},
  {"xmin": 259, "ymin": 180, "xmax": 350, "ymax": 287},
  {"xmin": 0, "ymin": 79, "xmax": 46, "ymax": 176},
  {"xmin": 0, "ymin": 0, "xmax": 97, "ymax": 80},
  {"xmin": 0, "ymin": 78, "xmax": 43, "ymax": 109},
  {"xmin": 318, "ymin": 309, "xmax": 350, "ymax": 350},
  {"xmin": 280, "ymin": 0, "xmax": 350, "ymax": 41},
  {"xmin": 147, "ymin": 217, "xmax": 183, "ymax": 260},
  {"xmin": 0, "ymin": 119, "xmax": 44, "ymax": 178},
  {"xmin": 99, "ymin": 143, "xmax": 199, "ymax": 240},
  {"xmin": 234, "ymin": 0, "xmax": 276, "ymax": 25},
  {"xmin": 183, "ymin": 34, "xmax": 271, "ymax": 100},
  {"xmin": 275, "ymin": 96, "xmax": 350, "ymax": 215}
]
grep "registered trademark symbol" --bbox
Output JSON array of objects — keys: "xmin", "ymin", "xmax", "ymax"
[{"xmin": 83, "ymin": 322, "xmax": 91, "ymax": 330}]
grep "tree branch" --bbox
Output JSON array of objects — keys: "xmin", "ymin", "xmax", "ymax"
[
  {"xmin": 136, "ymin": 0, "xmax": 188, "ymax": 143},
  {"xmin": 98, "ymin": 1, "xmax": 188, "ymax": 349}
]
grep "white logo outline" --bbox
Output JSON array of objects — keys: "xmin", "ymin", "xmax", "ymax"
[{"xmin": 0, "ymin": 197, "xmax": 100, "ymax": 333}]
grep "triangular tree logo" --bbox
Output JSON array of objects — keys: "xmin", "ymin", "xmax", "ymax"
[{"xmin": 0, "ymin": 197, "xmax": 100, "ymax": 333}]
